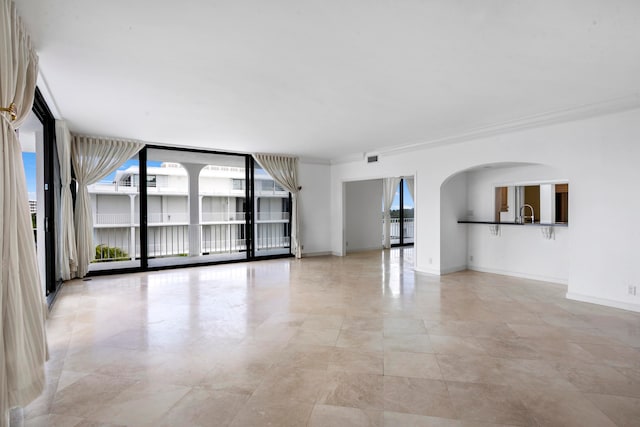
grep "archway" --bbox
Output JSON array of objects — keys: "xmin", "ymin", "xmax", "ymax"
[{"xmin": 439, "ymin": 162, "xmax": 570, "ymax": 284}]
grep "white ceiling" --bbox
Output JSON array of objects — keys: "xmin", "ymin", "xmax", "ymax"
[{"xmin": 15, "ymin": 0, "xmax": 640, "ymax": 162}]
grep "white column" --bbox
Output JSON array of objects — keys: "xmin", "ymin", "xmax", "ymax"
[{"xmin": 183, "ymin": 163, "xmax": 205, "ymax": 256}]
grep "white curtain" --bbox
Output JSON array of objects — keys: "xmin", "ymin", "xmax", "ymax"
[
  {"xmin": 72, "ymin": 135, "xmax": 144, "ymax": 277},
  {"xmin": 253, "ymin": 153, "xmax": 302, "ymax": 258},
  {"xmin": 405, "ymin": 176, "xmax": 415, "ymax": 202},
  {"xmin": 382, "ymin": 177, "xmax": 401, "ymax": 249},
  {"xmin": 55, "ymin": 121, "xmax": 77, "ymax": 280},
  {"xmin": 0, "ymin": 1, "xmax": 48, "ymax": 425}
]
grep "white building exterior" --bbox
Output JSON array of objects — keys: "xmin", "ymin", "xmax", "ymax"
[{"xmin": 89, "ymin": 162, "xmax": 290, "ymax": 268}]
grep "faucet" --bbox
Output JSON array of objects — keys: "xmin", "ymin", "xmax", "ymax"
[{"xmin": 519, "ymin": 204, "xmax": 535, "ymax": 224}]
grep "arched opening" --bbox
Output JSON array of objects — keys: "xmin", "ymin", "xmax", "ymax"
[{"xmin": 439, "ymin": 162, "xmax": 570, "ymax": 284}]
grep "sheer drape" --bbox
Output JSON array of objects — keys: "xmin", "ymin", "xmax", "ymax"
[
  {"xmin": 1, "ymin": 1, "xmax": 48, "ymax": 425},
  {"xmin": 55, "ymin": 121, "xmax": 77, "ymax": 280},
  {"xmin": 405, "ymin": 177, "xmax": 414, "ymax": 202},
  {"xmin": 253, "ymin": 154, "xmax": 302, "ymax": 258},
  {"xmin": 382, "ymin": 177, "xmax": 401, "ymax": 249},
  {"xmin": 71, "ymin": 135, "xmax": 144, "ymax": 277}
]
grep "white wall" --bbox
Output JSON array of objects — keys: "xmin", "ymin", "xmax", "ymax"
[
  {"xmin": 331, "ymin": 108, "xmax": 640, "ymax": 312},
  {"xmin": 440, "ymin": 172, "xmax": 467, "ymax": 274},
  {"xmin": 467, "ymin": 225, "xmax": 569, "ymax": 284},
  {"xmin": 345, "ymin": 179, "xmax": 383, "ymax": 252},
  {"xmin": 298, "ymin": 161, "xmax": 332, "ymax": 256},
  {"xmin": 95, "ymin": 194, "xmax": 130, "ymax": 216}
]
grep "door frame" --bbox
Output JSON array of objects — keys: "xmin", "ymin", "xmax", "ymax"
[{"xmin": 32, "ymin": 87, "xmax": 59, "ymax": 304}]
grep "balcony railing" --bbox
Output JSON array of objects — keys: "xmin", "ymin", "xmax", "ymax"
[
  {"xmin": 95, "ymin": 213, "xmax": 132, "ymax": 225},
  {"xmin": 256, "ymin": 211, "xmax": 289, "ymax": 221},
  {"xmin": 255, "ymin": 223, "xmax": 290, "ymax": 251},
  {"xmin": 201, "ymin": 211, "xmax": 246, "ymax": 222},
  {"xmin": 389, "ymin": 217, "xmax": 415, "ymax": 243},
  {"xmin": 93, "ymin": 227, "xmax": 135, "ymax": 262},
  {"xmin": 91, "ymin": 222, "xmax": 291, "ymax": 265},
  {"xmin": 147, "ymin": 224, "xmax": 189, "ymax": 258},
  {"xmin": 201, "ymin": 224, "xmax": 247, "ymax": 254},
  {"xmin": 148, "ymin": 212, "xmax": 189, "ymax": 224}
]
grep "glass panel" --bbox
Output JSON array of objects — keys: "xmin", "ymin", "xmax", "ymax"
[
  {"xmin": 199, "ymin": 158, "xmax": 247, "ymax": 262},
  {"xmin": 402, "ymin": 180, "xmax": 414, "ymax": 244},
  {"xmin": 390, "ymin": 183, "xmax": 401, "ymax": 245},
  {"xmin": 88, "ymin": 153, "xmax": 141, "ymax": 272},
  {"xmin": 146, "ymin": 148, "xmax": 247, "ymax": 267},
  {"xmin": 18, "ymin": 111, "xmax": 47, "ymax": 292},
  {"xmin": 254, "ymin": 165, "xmax": 291, "ymax": 256}
]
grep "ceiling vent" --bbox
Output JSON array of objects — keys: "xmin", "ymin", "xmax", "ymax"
[{"xmin": 366, "ymin": 154, "xmax": 379, "ymax": 163}]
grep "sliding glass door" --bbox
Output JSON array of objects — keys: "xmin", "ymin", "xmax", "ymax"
[
  {"xmin": 88, "ymin": 153, "xmax": 141, "ymax": 272},
  {"xmin": 86, "ymin": 147, "xmax": 294, "ymax": 274},
  {"xmin": 145, "ymin": 148, "xmax": 249, "ymax": 268},
  {"xmin": 390, "ymin": 178, "xmax": 414, "ymax": 246},
  {"xmin": 254, "ymin": 163, "xmax": 291, "ymax": 257},
  {"xmin": 18, "ymin": 88, "xmax": 60, "ymax": 301}
]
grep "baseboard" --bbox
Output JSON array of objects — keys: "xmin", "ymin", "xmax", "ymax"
[
  {"xmin": 346, "ymin": 245, "xmax": 383, "ymax": 254},
  {"xmin": 440, "ymin": 265, "xmax": 467, "ymax": 275},
  {"xmin": 566, "ymin": 292, "xmax": 640, "ymax": 313},
  {"xmin": 467, "ymin": 266, "xmax": 568, "ymax": 285},
  {"xmin": 414, "ymin": 267, "xmax": 441, "ymax": 276},
  {"xmin": 302, "ymin": 251, "xmax": 332, "ymax": 258}
]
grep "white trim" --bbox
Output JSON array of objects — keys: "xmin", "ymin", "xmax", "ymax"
[
  {"xmin": 330, "ymin": 94, "xmax": 640, "ymax": 164},
  {"xmin": 566, "ymin": 292, "xmax": 640, "ymax": 313},
  {"xmin": 346, "ymin": 245, "xmax": 383, "ymax": 254},
  {"xmin": 440, "ymin": 264, "xmax": 467, "ymax": 275},
  {"xmin": 331, "ymin": 152, "xmax": 364, "ymax": 165},
  {"xmin": 299, "ymin": 157, "xmax": 331, "ymax": 165},
  {"xmin": 415, "ymin": 267, "xmax": 441, "ymax": 276},
  {"xmin": 302, "ymin": 251, "xmax": 332, "ymax": 257},
  {"xmin": 468, "ymin": 266, "xmax": 568, "ymax": 285}
]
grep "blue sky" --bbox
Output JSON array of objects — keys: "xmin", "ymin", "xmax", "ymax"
[
  {"xmin": 391, "ymin": 180, "xmax": 414, "ymax": 210},
  {"xmin": 22, "ymin": 152, "xmax": 37, "ymax": 194},
  {"xmin": 98, "ymin": 160, "xmax": 162, "ymax": 182},
  {"xmin": 21, "ymin": 156, "xmax": 164, "ymax": 193}
]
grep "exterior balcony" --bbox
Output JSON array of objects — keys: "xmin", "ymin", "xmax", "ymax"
[
  {"xmin": 94, "ymin": 213, "xmax": 132, "ymax": 227},
  {"xmin": 388, "ymin": 217, "xmax": 415, "ymax": 245},
  {"xmin": 88, "ymin": 181, "xmax": 138, "ymax": 194},
  {"xmin": 201, "ymin": 211, "xmax": 246, "ymax": 223},
  {"xmin": 147, "ymin": 212, "xmax": 189, "ymax": 225},
  {"xmin": 256, "ymin": 211, "xmax": 290, "ymax": 222}
]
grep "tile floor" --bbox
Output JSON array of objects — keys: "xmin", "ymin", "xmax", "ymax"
[{"xmin": 14, "ymin": 248, "xmax": 640, "ymax": 426}]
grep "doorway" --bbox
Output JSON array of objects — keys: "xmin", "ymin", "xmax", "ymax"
[{"xmin": 390, "ymin": 178, "xmax": 414, "ymax": 247}]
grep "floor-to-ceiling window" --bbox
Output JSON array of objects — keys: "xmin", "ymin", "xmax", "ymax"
[
  {"xmin": 254, "ymin": 163, "xmax": 291, "ymax": 257},
  {"xmin": 86, "ymin": 147, "xmax": 292, "ymax": 274},
  {"xmin": 88, "ymin": 154, "xmax": 142, "ymax": 272},
  {"xmin": 198, "ymin": 154, "xmax": 248, "ymax": 263}
]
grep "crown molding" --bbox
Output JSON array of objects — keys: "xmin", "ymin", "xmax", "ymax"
[
  {"xmin": 331, "ymin": 152, "xmax": 365, "ymax": 165},
  {"xmin": 331, "ymin": 93, "xmax": 640, "ymax": 165},
  {"xmin": 299, "ymin": 156, "xmax": 331, "ymax": 165}
]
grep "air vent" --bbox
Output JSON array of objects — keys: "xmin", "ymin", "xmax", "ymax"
[{"xmin": 367, "ymin": 155, "xmax": 379, "ymax": 163}]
